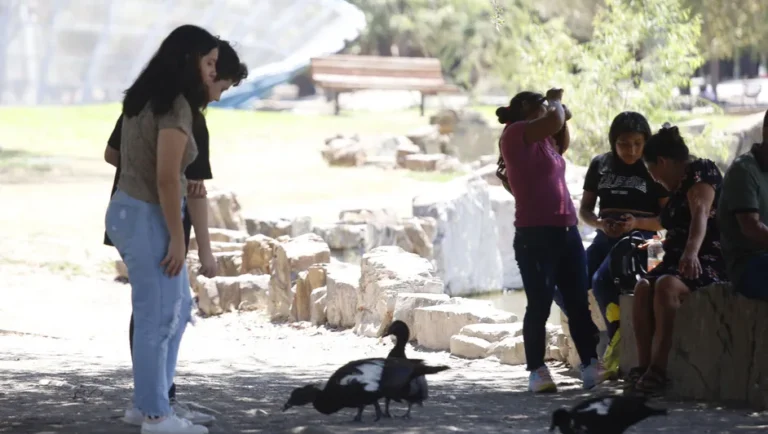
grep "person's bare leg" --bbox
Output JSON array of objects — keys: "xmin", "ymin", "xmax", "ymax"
[
  {"xmin": 650, "ymin": 275, "xmax": 690, "ymax": 371},
  {"xmin": 632, "ymin": 279, "xmax": 655, "ymax": 367}
]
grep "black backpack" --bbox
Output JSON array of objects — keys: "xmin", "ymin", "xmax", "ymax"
[{"xmin": 608, "ymin": 231, "xmax": 649, "ymax": 293}]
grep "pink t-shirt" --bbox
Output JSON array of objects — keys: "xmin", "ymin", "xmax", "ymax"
[{"xmin": 500, "ymin": 121, "xmax": 577, "ymax": 228}]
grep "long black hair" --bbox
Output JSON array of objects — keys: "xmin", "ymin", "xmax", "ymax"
[
  {"xmin": 643, "ymin": 123, "xmax": 690, "ymax": 164},
  {"xmin": 608, "ymin": 111, "xmax": 652, "ymax": 154},
  {"xmin": 123, "ymin": 25, "xmax": 219, "ymax": 117},
  {"xmin": 495, "ymin": 91, "xmax": 546, "ymax": 125},
  {"xmin": 216, "ymin": 40, "xmax": 248, "ymax": 86}
]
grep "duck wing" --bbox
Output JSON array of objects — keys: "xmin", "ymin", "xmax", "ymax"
[
  {"xmin": 408, "ymin": 374, "xmax": 428, "ymax": 403},
  {"xmin": 380, "ymin": 359, "xmax": 448, "ymax": 397},
  {"xmin": 326, "ymin": 358, "xmax": 387, "ymax": 393}
]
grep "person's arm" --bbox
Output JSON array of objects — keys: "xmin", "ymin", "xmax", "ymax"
[
  {"xmin": 630, "ymin": 215, "xmax": 664, "ymax": 232},
  {"xmin": 157, "ymin": 128, "xmax": 187, "ymax": 244},
  {"xmin": 579, "ymin": 157, "xmax": 603, "ymax": 228},
  {"xmin": 723, "ymin": 163, "xmax": 768, "ymax": 247},
  {"xmin": 523, "ymin": 100, "xmax": 565, "ymax": 144},
  {"xmin": 104, "ymin": 115, "xmax": 123, "ymax": 167},
  {"xmin": 552, "ymin": 122, "xmax": 570, "ymax": 155},
  {"xmin": 684, "ymin": 182, "xmax": 716, "ymax": 256}
]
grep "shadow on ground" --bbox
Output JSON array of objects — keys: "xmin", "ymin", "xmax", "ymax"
[{"xmin": 1, "ymin": 357, "xmax": 768, "ymax": 434}]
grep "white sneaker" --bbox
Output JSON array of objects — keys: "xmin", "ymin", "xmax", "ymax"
[
  {"xmin": 172, "ymin": 402, "xmax": 216, "ymax": 426},
  {"xmin": 123, "ymin": 407, "xmax": 144, "ymax": 426},
  {"xmin": 141, "ymin": 415, "xmax": 208, "ymax": 434}
]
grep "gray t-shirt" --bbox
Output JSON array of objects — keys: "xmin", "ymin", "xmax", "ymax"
[
  {"xmin": 117, "ymin": 95, "xmax": 199, "ymax": 204},
  {"xmin": 717, "ymin": 150, "xmax": 768, "ymax": 287}
]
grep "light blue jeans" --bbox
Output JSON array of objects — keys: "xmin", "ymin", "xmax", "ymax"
[{"xmin": 105, "ymin": 189, "xmax": 191, "ymax": 418}]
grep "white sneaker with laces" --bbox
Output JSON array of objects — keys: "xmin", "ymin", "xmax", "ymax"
[
  {"xmin": 141, "ymin": 415, "xmax": 208, "ymax": 434},
  {"xmin": 172, "ymin": 402, "xmax": 216, "ymax": 426},
  {"xmin": 123, "ymin": 407, "xmax": 144, "ymax": 426}
]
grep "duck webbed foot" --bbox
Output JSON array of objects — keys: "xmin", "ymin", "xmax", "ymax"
[
  {"xmin": 400, "ymin": 403, "xmax": 413, "ymax": 420},
  {"xmin": 383, "ymin": 398, "xmax": 393, "ymax": 418}
]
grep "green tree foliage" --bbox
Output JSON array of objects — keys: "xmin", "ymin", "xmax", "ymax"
[{"xmin": 494, "ymin": 0, "xmax": 715, "ymax": 165}]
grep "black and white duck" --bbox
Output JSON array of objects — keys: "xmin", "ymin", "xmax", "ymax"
[
  {"xmin": 282, "ymin": 357, "xmax": 450, "ymax": 422},
  {"xmin": 550, "ymin": 394, "xmax": 667, "ymax": 434},
  {"xmin": 381, "ymin": 320, "xmax": 431, "ymax": 419}
]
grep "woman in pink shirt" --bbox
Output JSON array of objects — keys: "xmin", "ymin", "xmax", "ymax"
[{"xmin": 498, "ymin": 88, "xmax": 607, "ymax": 393}]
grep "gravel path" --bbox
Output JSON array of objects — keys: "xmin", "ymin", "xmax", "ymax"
[{"xmin": 1, "ymin": 268, "xmax": 767, "ymax": 433}]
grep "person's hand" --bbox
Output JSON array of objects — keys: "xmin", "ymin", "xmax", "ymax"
[
  {"xmin": 598, "ymin": 218, "xmax": 621, "ymax": 238},
  {"xmin": 546, "ymin": 88, "xmax": 564, "ymax": 102},
  {"xmin": 614, "ymin": 213, "xmax": 636, "ymax": 234},
  {"xmin": 562, "ymin": 104, "xmax": 573, "ymax": 121},
  {"xmin": 198, "ymin": 248, "xmax": 217, "ymax": 278},
  {"xmin": 160, "ymin": 236, "xmax": 186, "ymax": 276},
  {"xmin": 679, "ymin": 249, "xmax": 702, "ymax": 280},
  {"xmin": 187, "ymin": 180, "xmax": 207, "ymax": 199}
]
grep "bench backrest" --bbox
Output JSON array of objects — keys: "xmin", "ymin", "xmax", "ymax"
[{"xmin": 310, "ymin": 54, "xmax": 453, "ymax": 92}]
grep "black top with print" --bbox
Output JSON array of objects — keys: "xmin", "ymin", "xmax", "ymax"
[{"xmin": 583, "ymin": 152, "xmax": 669, "ymax": 215}]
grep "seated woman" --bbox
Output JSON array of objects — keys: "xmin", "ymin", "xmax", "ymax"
[
  {"xmin": 626, "ymin": 124, "xmax": 726, "ymax": 396},
  {"xmin": 579, "ymin": 112, "xmax": 669, "ymax": 341}
]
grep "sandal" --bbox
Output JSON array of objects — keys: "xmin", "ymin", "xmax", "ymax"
[
  {"xmin": 633, "ymin": 366, "xmax": 669, "ymax": 397},
  {"xmin": 622, "ymin": 366, "xmax": 647, "ymax": 390}
]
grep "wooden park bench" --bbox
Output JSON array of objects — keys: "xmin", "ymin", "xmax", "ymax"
[
  {"xmin": 742, "ymin": 81, "xmax": 762, "ymax": 106},
  {"xmin": 309, "ymin": 54, "xmax": 461, "ymax": 116}
]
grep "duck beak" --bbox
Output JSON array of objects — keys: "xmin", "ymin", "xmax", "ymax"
[{"xmin": 282, "ymin": 403, "xmax": 292, "ymax": 412}]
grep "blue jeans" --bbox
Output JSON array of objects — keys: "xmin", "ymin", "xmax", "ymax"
[
  {"xmin": 587, "ymin": 230, "xmax": 655, "ymax": 339},
  {"xmin": 514, "ymin": 226, "xmax": 599, "ymax": 370},
  {"xmin": 736, "ymin": 253, "xmax": 768, "ymax": 301},
  {"xmin": 106, "ymin": 190, "xmax": 192, "ymax": 418}
]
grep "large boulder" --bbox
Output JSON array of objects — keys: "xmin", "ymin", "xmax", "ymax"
[
  {"xmin": 268, "ymin": 234, "xmax": 331, "ymax": 321},
  {"xmin": 214, "ymin": 251, "xmax": 242, "ymax": 277},
  {"xmin": 354, "ymin": 246, "xmax": 444, "ymax": 337},
  {"xmin": 488, "ymin": 186, "xmax": 522, "ymax": 290},
  {"xmin": 193, "ymin": 274, "xmax": 270, "ymax": 316},
  {"xmin": 245, "ymin": 216, "xmax": 312, "ymax": 238},
  {"xmin": 558, "ymin": 289, "xmax": 606, "ymax": 369},
  {"xmin": 207, "ymin": 190, "xmax": 246, "ymax": 232},
  {"xmin": 241, "ymin": 234, "xmax": 278, "ymax": 275},
  {"xmin": 325, "ymin": 262, "xmax": 362, "ymax": 329},
  {"xmin": 391, "ymin": 293, "xmax": 452, "ymax": 341},
  {"xmin": 413, "ymin": 176, "xmax": 503, "ymax": 296},
  {"xmin": 321, "ymin": 136, "xmax": 366, "ymax": 167},
  {"xmin": 412, "ymin": 301, "xmax": 517, "ymax": 351},
  {"xmin": 620, "ymin": 284, "xmax": 768, "ymax": 410},
  {"xmin": 294, "ymin": 264, "xmax": 328, "ymax": 322},
  {"xmin": 310, "ymin": 287, "xmax": 328, "ymax": 326}
]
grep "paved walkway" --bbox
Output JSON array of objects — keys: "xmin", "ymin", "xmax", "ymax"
[{"xmin": 1, "ymin": 268, "xmax": 767, "ymax": 433}]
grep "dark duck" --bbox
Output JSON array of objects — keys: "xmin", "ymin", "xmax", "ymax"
[
  {"xmin": 381, "ymin": 320, "xmax": 432, "ymax": 419},
  {"xmin": 282, "ymin": 357, "xmax": 450, "ymax": 422},
  {"xmin": 550, "ymin": 394, "xmax": 667, "ymax": 434}
]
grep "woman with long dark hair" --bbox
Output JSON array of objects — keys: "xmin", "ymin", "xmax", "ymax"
[
  {"xmin": 497, "ymin": 88, "xmax": 606, "ymax": 393},
  {"xmin": 627, "ymin": 124, "xmax": 726, "ymax": 396},
  {"xmin": 579, "ymin": 112, "xmax": 669, "ymax": 344},
  {"xmin": 104, "ymin": 24, "xmax": 218, "ymax": 434}
]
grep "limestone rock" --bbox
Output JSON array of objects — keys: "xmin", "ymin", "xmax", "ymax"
[
  {"xmin": 115, "ymin": 260, "xmax": 128, "ymax": 279},
  {"xmin": 354, "ymin": 246, "xmax": 444, "ymax": 337},
  {"xmin": 450, "ymin": 334, "xmax": 491, "ymax": 359},
  {"xmin": 210, "ymin": 241, "xmax": 245, "ymax": 253},
  {"xmin": 325, "ymin": 262, "xmax": 361, "ymax": 329},
  {"xmin": 310, "ymin": 286, "xmax": 328, "ymax": 326},
  {"xmin": 339, "ymin": 208, "xmax": 399, "ymax": 225},
  {"xmin": 312, "ymin": 223, "xmax": 367, "ymax": 250},
  {"xmin": 204, "ymin": 228, "xmax": 249, "ymax": 244},
  {"xmin": 396, "ymin": 142, "xmax": 422, "ymax": 168},
  {"xmin": 406, "ymin": 125, "xmax": 444, "ymax": 154},
  {"xmin": 294, "ymin": 264, "xmax": 328, "ymax": 322},
  {"xmin": 207, "ymin": 190, "xmax": 246, "ymax": 232},
  {"xmin": 413, "ymin": 176, "xmax": 503, "ymax": 296},
  {"xmin": 321, "ymin": 136, "xmax": 365, "ymax": 167},
  {"xmin": 404, "ymin": 153, "xmax": 445, "ymax": 172},
  {"xmin": 268, "ymin": 234, "xmax": 331, "ymax": 321},
  {"xmin": 241, "ymin": 234, "xmax": 278, "ymax": 275},
  {"xmin": 245, "ymin": 216, "xmax": 312, "ymax": 238},
  {"xmin": 488, "ymin": 335, "xmax": 527, "ymax": 365},
  {"xmin": 445, "ymin": 110, "xmax": 499, "ymax": 162},
  {"xmin": 392, "ymin": 293, "xmax": 452, "ymax": 341},
  {"xmin": 474, "ymin": 163, "xmax": 503, "ymax": 187},
  {"xmin": 459, "ymin": 322, "xmax": 522, "ymax": 343},
  {"xmin": 488, "ymin": 186, "xmax": 522, "ymax": 289},
  {"xmin": 413, "ymin": 302, "xmax": 517, "ymax": 351},
  {"xmin": 558, "ymin": 289, "xmax": 608, "ymax": 368},
  {"xmin": 401, "ymin": 217, "xmax": 433, "ymax": 259},
  {"xmin": 214, "ymin": 251, "xmax": 242, "ymax": 277},
  {"xmin": 194, "ymin": 274, "xmax": 269, "ymax": 316}
]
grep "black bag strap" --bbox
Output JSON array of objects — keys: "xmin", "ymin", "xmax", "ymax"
[{"xmin": 496, "ymin": 128, "xmax": 513, "ymax": 194}]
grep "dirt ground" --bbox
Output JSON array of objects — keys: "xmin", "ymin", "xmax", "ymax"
[{"xmin": 1, "ymin": 265, "xmax": 768, "ymax": 434}]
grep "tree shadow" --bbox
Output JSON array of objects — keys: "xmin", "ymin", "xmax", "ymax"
[{"xmin": 1, "ymin": 360, "xmax": 767, "ymax": 434}]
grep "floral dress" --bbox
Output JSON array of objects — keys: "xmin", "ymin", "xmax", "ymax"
[{"xmin": 645, "ymin": 158, "xmax": 727, "ymax": 289}]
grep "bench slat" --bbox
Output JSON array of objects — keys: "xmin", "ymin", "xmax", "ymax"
[{"xmin": 313, "ymin": 74, "xmax": 458, "ymax": 92}]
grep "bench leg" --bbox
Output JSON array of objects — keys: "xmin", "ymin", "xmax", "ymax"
[
  {"xmin": 333, "ymin": 92, "xmax": 340, "ymax": 116},
  {"xmin": 420, "ymin": 93, "xmax": 425, "ymax": 116}
]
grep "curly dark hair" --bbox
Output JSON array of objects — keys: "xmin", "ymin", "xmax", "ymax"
[
  {"xmin": 216, "ymin": 40, "xmax": 248, "ymax": 86},
  {"xmin": 608, "ymin": 111, "xmax": 652, "ymax": 154},
  {"xmin": 123, "ymin": 24, "xmax": 219, "ymax": 117},
  {"xmin": 643, "ymin": 123, "xmax": 690, "ymax": 164}
]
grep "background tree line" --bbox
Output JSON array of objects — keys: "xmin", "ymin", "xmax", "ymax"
[{"xmin": 342, "ymin": 0, "xmax": 767, "ymax": 165}]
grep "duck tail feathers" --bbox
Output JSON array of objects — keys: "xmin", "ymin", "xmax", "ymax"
[{"xmin": 420, "ymin": 364, "xmax": 450, "ymax": 375}]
